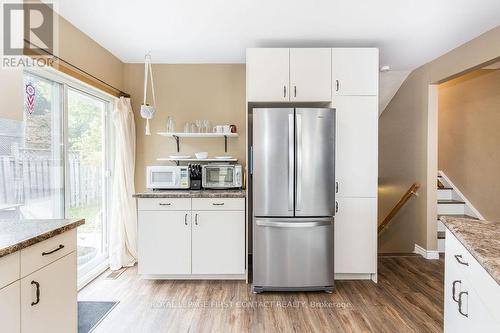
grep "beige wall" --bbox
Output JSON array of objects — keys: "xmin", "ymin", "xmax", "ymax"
[
  {"xmin": 439, "ymin": 69, "xmax": 500, "ymax": 222},
  {"xmin": 56, "ymin": 15, "xmax": 124, "ymax": 91},
  {"xmin": 0, "ymin": 70, "xmax": 24, "ymax": 121},
  {"xmin": 1, "ymin": 2, "xmax": 124, "ymax": 121},
  {"xmin": 123, "ymin": 64, "xmax": 246, "ymax": 191},
  {"xmin": 379, "ymin": 26, "xmax": 500, "ymax": 253}
]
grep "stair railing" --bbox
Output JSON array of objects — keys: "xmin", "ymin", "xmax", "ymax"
[{"xmin": 378, "ymin": 183, "xmax": 420, "ymax": 235}]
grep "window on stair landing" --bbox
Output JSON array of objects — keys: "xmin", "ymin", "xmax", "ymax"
[{"xmin": 0, "ymin": 69, "xmax": 114, "ymax": 288}]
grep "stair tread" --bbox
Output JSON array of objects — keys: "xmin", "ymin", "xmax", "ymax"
[
  {"xmin": 437, "ymin": 187, "xmax": 453, "ymax": 190},
  {"xmin": 438, "ymin": 214, "xmax": 479, "ymax": 220},
  {"xmin": 438, "ymin": 199, "xmax": 465, "ymax": 204},
  {"xmin": 437, "ymin": 231, "xmax": 446, "ymax": 239}
]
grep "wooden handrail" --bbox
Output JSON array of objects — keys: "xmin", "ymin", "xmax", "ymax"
[{"xmin": 378, "ymin": 183, "xmax": 420, "ymax": 235}]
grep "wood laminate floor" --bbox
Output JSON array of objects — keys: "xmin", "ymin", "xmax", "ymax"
[{"xmin": 79, "ymin": 256, "xmax": 444, "ymax": 333}]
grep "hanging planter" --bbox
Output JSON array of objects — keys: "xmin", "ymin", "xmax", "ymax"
[{"xmin": 140, "ymin": 53, "xmax": 156, "ymax": 135}]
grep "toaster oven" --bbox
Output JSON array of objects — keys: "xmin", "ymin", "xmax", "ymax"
[{"xmin": 202, "ymin": 164, "xmax": 242, "ymax": 189}]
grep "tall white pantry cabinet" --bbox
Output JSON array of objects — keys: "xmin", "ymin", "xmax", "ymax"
[{"xmin": 247, "ymin": 47, "xmax": 378, "ymax": 281}]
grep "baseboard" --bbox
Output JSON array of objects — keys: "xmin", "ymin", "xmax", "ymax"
[
  {"xmin": 414, "ymin": 244, "xmax": 440, "ymax": 260},
  {"xmin": 140, "ymin": 274, "xmax": 246, "ymax": 280},
  {"xmin": 334, "ymin": 273, "xmax": 373, "ymax": 280}
]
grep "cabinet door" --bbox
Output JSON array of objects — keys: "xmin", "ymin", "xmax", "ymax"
[
  {"xmin": 20, "ymin": 252, "xmax": 77, "ymax": 333},
  {"xmin": 332, "ymin": 48, "xmax": 378, "ymax": 96},
  {"xmin": 0, "ymin": 281, "xmax": 20, "ymax": 333},
  {"xmin": 138, "ymin": 211, "xmax": 191, "ymax": 275},
  {"xmin": 192, "ymin": 211, "xmax": 245, "ymax": 275},
  {"xmin": 246, "ymin": 48, "xmax": 289, "ymax": 102},
  {"xmin": 334, "ymin": 96, "xmax": 378, "ymax": 198},
  {"xmin": 290, "ymin": 48, "xmax": 331, "ymax": 101},
  {"xmin": 334, "ymin": 198, "xmax": 376, "ymax": 274},
  {"xmin": 467, "ymin": 282, "xmax": 500, "ymax": 332}
]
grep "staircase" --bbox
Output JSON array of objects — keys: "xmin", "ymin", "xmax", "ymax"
[{"xmin": 436, "ymin": 172, "xmax": 480, "ymax": 252}]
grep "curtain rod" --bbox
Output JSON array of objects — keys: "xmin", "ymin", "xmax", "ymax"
[{"xmin": 23, "ymin": 39, "xmax": 131, "ymax": 98}]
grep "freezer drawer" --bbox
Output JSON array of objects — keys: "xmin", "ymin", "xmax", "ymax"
[{"xmin": 253, "ymin": 217, "xmax": 334, "ymax": 291}]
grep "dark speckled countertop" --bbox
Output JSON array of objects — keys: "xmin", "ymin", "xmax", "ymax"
[
  {"xmin": 0, "ymin": 218, "xmax": 85, "ymax": 258},
  {"xmin": 133, "ymin": 189, "xmax": 246, "ymax": 198},
  {"xmin": 440, "ymin": 217, "xmax": 500, "ymax": 285}
]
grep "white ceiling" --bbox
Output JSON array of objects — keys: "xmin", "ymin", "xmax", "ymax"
[{"xmin": 52, "ymin": 0, "xmax": 500, "ymax": 70}]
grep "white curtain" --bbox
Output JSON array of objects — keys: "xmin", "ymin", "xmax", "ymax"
[{"xmin": 109, "ymin": 97, "xmax": 137, "ymax": 270}]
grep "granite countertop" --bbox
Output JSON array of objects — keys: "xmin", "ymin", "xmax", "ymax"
[
  {"xmin": 0, "ymin": 218, "xmax": 85, "ymax": 258},
  {"xmin": 133, "ymin": 189, "xmax": 246, "ymax": 198},
  {"xmin": 440, "ymin": 216, "xmax": 500, "ymax": 285}
]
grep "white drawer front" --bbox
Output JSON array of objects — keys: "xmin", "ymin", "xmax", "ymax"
[
  {"xmin": 0, "ymin": 252, "xmax": 20, "ymax": 289},
  {"xmin": 20, "ymin": 229, "xmax": 76, "ymax": 278},
  {"xmin": 138, "ymin": 198, "xmax": 191, "ymax": 211},
  {"xmin": 192, "ymin": 198, "xmax": 245, "ymax": 211}
]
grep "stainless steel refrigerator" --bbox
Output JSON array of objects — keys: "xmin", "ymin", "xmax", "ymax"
[{"xmin": 252, "ymin": 107, "xmax": 335, "ymax": 293}]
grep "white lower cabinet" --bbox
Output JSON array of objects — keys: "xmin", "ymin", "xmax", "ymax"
[
  {"xmin": 334, "ymin": 197, "xmax": 377, "ymax": 274},
  {"xmin": 0, "ymin": 281, "xmax": 21, "ymax": 333},
  {"xmin": 444, "ymin": 230, "xmax": 500, "ymax": 332},
  {"xmin": 138, "ymin": 210, "xmax": 192, "ymax": 275},
  {"xmin": 137, "ymin": 198, "xmax": 246, "ymax": 278},
  {"xmin": 1, "ymin": 229, "xmax": 77, "ymax": 333},
  {"xmin": 192, "ymin": 211, "xmax": 245, "ymax": 274},
  {"xmin": 20, "ymin": 252, "xmax": 77, "ymax": 333}
]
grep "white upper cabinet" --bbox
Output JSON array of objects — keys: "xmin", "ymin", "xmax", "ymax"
[
  {"xmin": 334, "ymin": 96, "xmax": 378, "ymax": 198},
  {"xmin": 289, "ymin": 48, "xmax": 331, "ymax": 102},
  {"xmin": 246, "ymin": 48, "xmax": 290, "ymax": 102},
  {"xmin": 332, "ymin": 48, "xmax": 378, "ymax": 96}
]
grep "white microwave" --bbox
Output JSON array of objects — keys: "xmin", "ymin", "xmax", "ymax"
[
  {"xmin": 146, "ymin": 166, "xmax": 189, "ymax": 189},
  {"xmin": 202, "ymin": 164, "xmax": 242, "ymax": 189}
]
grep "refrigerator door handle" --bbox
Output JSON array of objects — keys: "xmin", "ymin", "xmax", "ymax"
[
  {"xmin": 296, "ymin": 113, "xmax": 302, "ymax": 211},
  {"xmin": 288, "ymin": 114, "xmax": 294, "ymax": 211},
  {"xmin": 256, "ymin": 219, "xmax": 333, "ymax": 228}
]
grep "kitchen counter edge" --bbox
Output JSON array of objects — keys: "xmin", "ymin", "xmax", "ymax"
[
  {"xmin": 0, "ymin": 218, "xmax": 85, "ymax": 258},
  {"xmin": 440, "ymin": 216, "xmax": 500, "ymax": 285},
  {"xmin": 133, "ymin": 190, "xmax": 246, "ymax": 199}
]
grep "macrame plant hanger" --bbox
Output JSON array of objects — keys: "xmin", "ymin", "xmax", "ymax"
[{"xmin": 140, "ymin": 53, "xmax": 156, "ymax": 135}]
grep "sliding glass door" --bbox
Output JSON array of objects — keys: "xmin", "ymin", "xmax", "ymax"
[
  {"xmin": 67, "ymin": 88, "xmax": 110, "ymax": 281},
  {"xmin": 0, "ymin": 69, "xmax": 114, "ymax": 286},
  {"xmin": 0, "ymin": 73, "xmax": 64, "ymax": 220}
]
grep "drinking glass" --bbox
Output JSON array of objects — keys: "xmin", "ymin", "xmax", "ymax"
[
  {"xmin": 195, "ymin": 120, "xmax": 202, "ymax": 133},
  {"xmin": 166, "ymin": 116, "xmax": 175, "ymax": 133},
  {"xmin": 202, "ymin": 120, "xmax": 210, "ymax": 133},
  {"xmin": 184, "ymin": 122, "xmax": 191, "ymax": 133}
]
